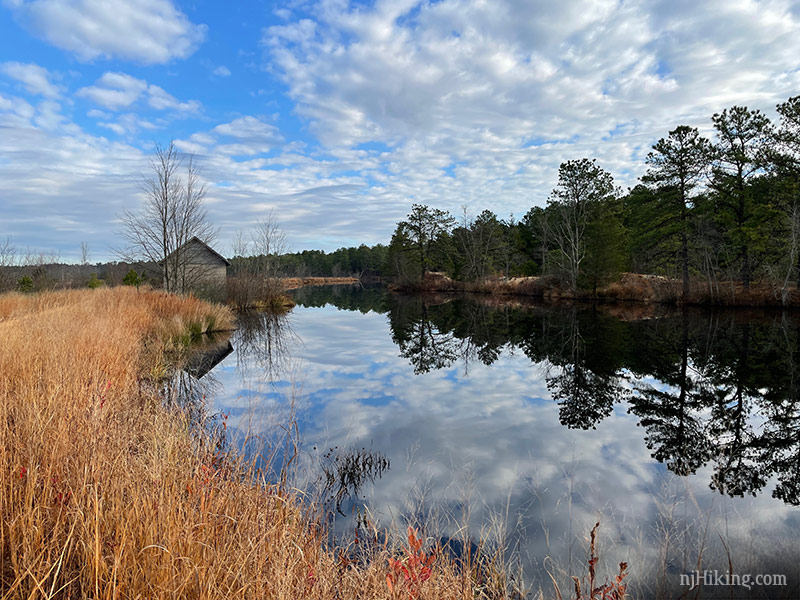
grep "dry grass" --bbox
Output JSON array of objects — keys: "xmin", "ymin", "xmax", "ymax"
[
  {"xmin": 281, "ymin": 276, "xmax": 361, "ymax": 290},
  {"xmin": 392, "ymin": 271, "xmax": 800, "ymax": 308},
  {"xmin": 0, "ymin": 287, "xmax": 516, "ymax": 599},
  {"xmin": 598, "ymin": 273, "xmax": 681, "ymax": 304}
]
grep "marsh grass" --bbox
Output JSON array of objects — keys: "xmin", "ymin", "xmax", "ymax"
[
  {"xmin": 0, "ymin": 287, "xmax": 520, "ymax": 599},
  {"xmin": 390, "ymin": 271, "xmax": 800, "ymax": 307}
]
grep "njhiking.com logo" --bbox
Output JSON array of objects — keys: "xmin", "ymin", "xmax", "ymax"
[{"xmin": 680, "ymin": 569, "xmax": 787, "ymax": 591}]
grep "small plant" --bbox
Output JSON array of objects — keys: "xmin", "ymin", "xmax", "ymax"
[
  {"xmin": 571, "ymin": 522, "xmax": 628, "ymax": 600},
  {"xmin": 186, "ymin": 320, "xmax": 206, "ymax": 343},
  {"xmin": 16, "ymin": 275, "xmax": 33, "ymax": 293},
  {"xmin": 87, "ymin": 273, "xmax": 103, "ymax": 289},
  {"xmin": 386, "ymin": 527, "xmax": 436, "ymax": 600},
  {"xmin": 122, "ymin": 268, "xmax": 142, "ymax": 288},
  {"xmin": 320, "ymin": 446, "xmax": 389, "ymax": 515}
]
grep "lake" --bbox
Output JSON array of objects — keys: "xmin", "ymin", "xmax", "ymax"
[{"xmin": 194, "ymin": 285, "xmax": 800, "ymax": 599}]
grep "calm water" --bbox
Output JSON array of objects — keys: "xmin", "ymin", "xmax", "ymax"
[{"xmin": 197, "ymin": 285, "xmax": 800, "ymax": 599}]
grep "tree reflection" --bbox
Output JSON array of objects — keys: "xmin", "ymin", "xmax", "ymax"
[
  {"xmin": 629, "ymin": 313, "xmax": 713, "ymax": 476},
  {"xmin": 238, "ymin": 285, "xmax": 800, "ymax": 505},
  {"xmin": 369, "ymin": 289, "xmax": 800, "ymax": 505},
  {"xmin": 756, "ymin": 313, "xmax": 800, "ymax": 504},
  {"xmin": 389, "ymin": 295, "xmax": 461, "ymax": 374},
  {"xmin": 233, "ymin": 309, "xmax": 297, "ymax": 382},
  {"xmin": 544, "ymin": 306, "xmax": 630, "ymax": 430}
]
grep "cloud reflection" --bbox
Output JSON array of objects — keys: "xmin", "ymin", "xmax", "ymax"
[{"xmin": 208, "ymin": 291, "xmax": 800, "ymax": 596}]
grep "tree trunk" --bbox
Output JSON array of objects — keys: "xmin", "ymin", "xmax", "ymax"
[{"xmin": 681, "ymin": 204, "xmax": 689, "ymax": 302}]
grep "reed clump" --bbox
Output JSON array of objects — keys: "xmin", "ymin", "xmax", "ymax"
[{"xmin": 0, "ymin": 287, "xmax": 517, "ymax": 599}]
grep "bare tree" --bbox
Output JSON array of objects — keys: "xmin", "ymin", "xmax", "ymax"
[
  {"xmin": 455, "ymin": 207, "xmax": 502, "ymax": 281},
  {"xmin": 120, "ymin": 141, "xmax": 217, "ymax": 294},
  {"xmin": 227, "ymin": 212, "xmax": 289, "ymax": 309},
  {"xmin": 251, "ymin": 212, "xmax": 288, "ymax": 279},
  {"xmin": 0, "ymin": 236, "xmax": 16, "ymax": 291},
  {"xmin": 231, "ymin": 229, "xmax": 250, "ymax": 258},
  {"xmin": 80, "ymin": 242, "xmax": 90, "ymax": 266},
  {"xmin": 548, "ymin": 159, "xmax": 616, "ymax": 290}
]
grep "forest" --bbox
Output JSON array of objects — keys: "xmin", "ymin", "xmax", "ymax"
[
  {"xmin": 273, "ymin": 96, "xmax": 800, "ymax": 306},
  {"xmin": 382, "ymin": 98, "xmax": 800, "ymax": 305}
]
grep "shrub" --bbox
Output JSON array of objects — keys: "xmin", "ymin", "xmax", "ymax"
[
  {"xmin": 87, "ymin": 273, "xmax": 103, "ymax": 289},
  {"xmin": 122, "ymin": 268, "xmax": 142, "ymax": 288},
  {"xmin": 16, "ymin": 275, "xmax": 33, "ymax": 293}
]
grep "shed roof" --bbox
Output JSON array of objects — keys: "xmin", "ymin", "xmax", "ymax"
[{"xmin": 163, "ymin": 237, "xmax": 231, "ymax": 266}]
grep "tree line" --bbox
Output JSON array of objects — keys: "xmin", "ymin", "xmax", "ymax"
[
  {"xmin": 5, "ymin": 95, "xmax": 800, "ymax": 306},
  {"xmin": 230, "ymin": 244, "xmax": 389, "ymax": 279},
  {"xmin": 384, "ymin": 96, "xmax": 800, "ymax": 305}
]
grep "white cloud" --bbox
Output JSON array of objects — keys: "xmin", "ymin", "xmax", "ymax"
[
  {"xmin": 208, "ymin": 302, "xmax": 800, "ymax": 594},
  {"xmin": 212, "ymin": 115, "xmax": 282, "ymax": 143},
  {"xmin": 4, "ymin": 0, "xmax": 800, "ymax": 257},
  {"xmin": 98, "ymin": 113, "xmax": 160, "ymax": 136},
  {"xmin": 0, "ymin": 117, "xmax": 148, "ymax": 253},
  {"xmin": 76, "ymin": 72, "xmax": 200, "ymax": 114},
  {"xmin": 146, "ymin": 84, "xmax": 200, "ymax": 113},
  {"xmin": 6, "ymin": 0, "xmax": 206, "ymax": 63},
  {"xmin": 86, "ymin": 108, "xmax": 111, "ymax": 119},
  {"xmin": 0, "ymin": 61, "xmax": 61, "ymax": 97},
  {"xmin": 262, "ymin": 0, "xmax": 800, "ymax": 218},
  {"xmin": 0, "ymin": 93, "xmax": 35, "ymax": 127},
  {"xmin": 174, "ymin": 115, "xmax": 285, "ymax": 158},
  {"xmin": 76, "ymin": 72, "xmax": 147, "ymax": 109},
  {"xmin": 33, "ymin": 99, "xmax": 68, "ymax": 130},
  {"xmin": 212, "ymin": 65, "xmax": 231, "ymax": 77}
]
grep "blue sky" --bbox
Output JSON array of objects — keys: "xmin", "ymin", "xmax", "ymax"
[{"xmin": 2, "ymin": 0, "xmax": 800, "ymax": 261}]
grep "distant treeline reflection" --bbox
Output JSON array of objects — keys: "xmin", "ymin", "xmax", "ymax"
[{"xmin": 291, "ymin": 285, "xmax": 800, "ymax": 506}]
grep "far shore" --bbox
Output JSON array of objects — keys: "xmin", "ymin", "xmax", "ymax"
[
  {"xmin": 388, "ymin": 272, "xmax": 800, "ymax": 309},
  {"xmin": 280, "ymin": 276, "xmax": 362, "ymax": 290}
]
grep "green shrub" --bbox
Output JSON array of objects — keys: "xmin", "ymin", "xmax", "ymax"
[
  {"xmin": 87, "ymin": 273, "xmax": 103, "ymax": 289},
  {"xmin": 187, "ymin": 321, "xmax": 203, "ymax": 338},
  {"xmin": 122, "ymin": 269, "xmax": 142, "ymax": 288},
  {"xmin": 16, "ymin": 275, "xmax": 33, "ymax": 293}
]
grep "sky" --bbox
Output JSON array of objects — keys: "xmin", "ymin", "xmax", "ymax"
[{"xmin": 1, "ymin": 0, "xmax": 800, "ymax": 261}]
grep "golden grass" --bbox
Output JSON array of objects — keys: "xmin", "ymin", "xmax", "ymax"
[
  {"xmin": 0, "ymin": 287, "xmax": 513, "ymax": 599},
  {"xmin": 281, "ymin": 276, "xmax": 361, "ymax": 290}
]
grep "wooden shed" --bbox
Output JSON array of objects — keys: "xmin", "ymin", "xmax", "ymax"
[{"xmin": 162, "ymin": 237, "xmax": 230, "ymax": 300}]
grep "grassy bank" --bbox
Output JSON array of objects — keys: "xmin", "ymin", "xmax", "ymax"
[
  {"xmin": 0, "ymin": 287, "xmax": 522, "ymax": 599},
  {"xmin": 281, "ymin": 276, "xmax": 362, "ymax": 289},
  {"xmin": 391, "ymin": 272, "xmax": 800, "ymax": 308}
]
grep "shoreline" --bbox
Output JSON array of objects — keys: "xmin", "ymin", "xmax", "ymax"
[
  {"xmin": 389, "ymin": 272, "xmax": 800, "ymax": 309},
  {"xmin": 281, "ymin": 276, "xmax": 362, "ymax": 290}
]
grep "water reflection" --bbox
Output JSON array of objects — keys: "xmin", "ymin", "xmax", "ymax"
[
  {"xmin": 303, "ymin": 292, "xmax": 800, "ymax": 507},
  {"xmin": 233, "ymin": 309, "xmax": 297, "ymax": 381},
  {"xmin": 207, "ymin": 286, "xmax": 800, "ymax": 598},
  {"xmin": 318, "ymin": 445, "xmax": 390, "ymax": 515}
]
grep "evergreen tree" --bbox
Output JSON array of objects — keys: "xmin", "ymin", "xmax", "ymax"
[
  {"xmin": 582, "ymin": 195, "xmax": 628, "ymax": 295},
  {"xmin": 711, "ymin": 106, "xmax": 775, "ymax": 289},
  {"xmin": 642, "ymin": 125, "xmax": 712, "ymax": 300},
  {"xmin": 387, "ymin": 204, "xmax": 455, "ymax": 281}
]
